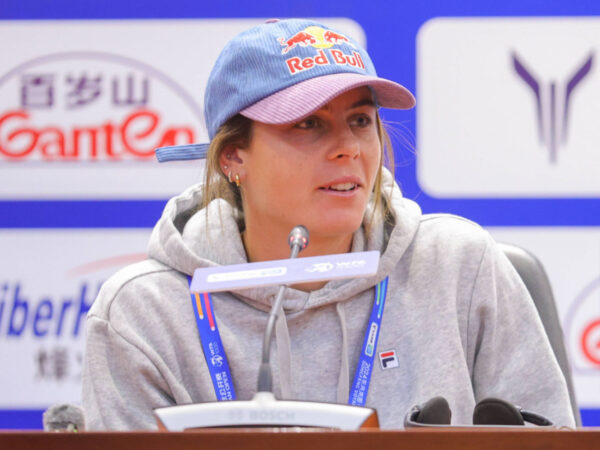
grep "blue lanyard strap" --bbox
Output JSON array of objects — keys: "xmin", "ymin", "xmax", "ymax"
[
  {"xmin": 348, "ymin": 276, "xmax": 389, "ymax": 406},
  {"xmin": 188, "ymin": 276, "xmax": 236, "ymax": 401},
  {"xmin": 189, "ymin": 276, "xmax": 389, "ymax": 405}
]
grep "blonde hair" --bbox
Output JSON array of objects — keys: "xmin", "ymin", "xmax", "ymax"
[
  {"xmin": 202, "ymin": 114, "xmax": 251, "ymax": 212},
  {"xmin": 201, "ymin": 112, "xmax": 395, "ymax": 231}
]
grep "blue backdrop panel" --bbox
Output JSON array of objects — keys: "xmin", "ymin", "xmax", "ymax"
[
  {"xmin": 1, "ymin": 0, "xmax": 599, "ymax": 429},
  {"xmin": 1, "ymin": 0, "xmax": 600, "ymax": 227}
]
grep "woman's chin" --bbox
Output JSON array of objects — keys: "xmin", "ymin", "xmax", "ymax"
[{"xmin": 305, "ymin": 215, "xmax": 364, "ymax": 240}]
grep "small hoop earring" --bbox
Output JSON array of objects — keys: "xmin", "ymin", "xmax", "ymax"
[
  {"xmin": 227, "ymin": 171, "xmax": 232, "ymax": 183},
  {"xmin": 235, "ymin": 173, "xmax": 241, "ymax": 187}
]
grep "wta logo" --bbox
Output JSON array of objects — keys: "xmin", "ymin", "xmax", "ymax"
[
  {"xmin": 277, "ymin": 27, "xmax": 365, "ymax": 76},
  {"xmin": 513, "ymin": 51, "xmax": 594, "ymax": 164}
]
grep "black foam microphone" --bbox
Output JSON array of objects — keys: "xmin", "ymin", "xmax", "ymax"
[
  {"xmin": 473, "ymin": 397, "xmax": 554, "ymax": 426},
  {"xmin": 257, "ymin": 225, "xmax": 309, "ymax": 393},
  {"xmin": 404, "ymin": 396, "xmax": 452, "ymax": 427},
  {"xmin": 43, "ymin": 404, "xmax": 85, "ymax": 432}
]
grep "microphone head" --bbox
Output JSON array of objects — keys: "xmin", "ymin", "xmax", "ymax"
[
  {"xmin": 415, "ymin": 396, "xmax": 452, "ymax": 425},
  {"xmin": 288, "ymin": 225, "xmax": 309, "ymax": 251},
  {"xmin": 43, "ymin": 403, "xmax": 86, "ymax": 432},
  {"xmin": 404, "ymin": 396, "xmax": 451, "ymax": 427},
  {"xmin": 472, "ymin": 397, "xmax": 524, "ymax": 426}
]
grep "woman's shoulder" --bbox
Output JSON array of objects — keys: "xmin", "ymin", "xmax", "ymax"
[
  {"xmin": 88, "ymin": 259, "xmax": 182, "ymax": 322},
  {"xmin": 416, "ymin": 213, "xmax": 492, "ymax": 250},
  {"xmin": 391, "ymin": 212, "xmax": 501, "ymax": 276},
  {"xmin": 420, "ymin": 212, "xmax": 484, "ymax": 231}
]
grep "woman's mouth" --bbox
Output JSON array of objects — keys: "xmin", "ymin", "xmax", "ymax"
[{"xmin": 321, "ymin": 183, "xmax": 359, "ymax": 192}]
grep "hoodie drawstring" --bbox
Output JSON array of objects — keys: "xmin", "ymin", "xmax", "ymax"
[
  {"xmin": 336, "ymin": 302, "xmax": 350, "ymax": 403},
  {"xmin": 274, "ymin": 301, "xmax": 351, "ymax": 403}
]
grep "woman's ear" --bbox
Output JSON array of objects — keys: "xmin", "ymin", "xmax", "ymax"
[{"xmin": 219, "ymin": 144, "xmax": 246, "ymax": 183}]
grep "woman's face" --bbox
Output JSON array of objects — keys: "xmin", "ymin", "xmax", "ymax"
[{"xmin": 235, "ymin": 87, "xmax": 381, "ymax": 242}]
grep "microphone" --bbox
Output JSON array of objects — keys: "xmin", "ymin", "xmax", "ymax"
[
  {"xmin": 288, "ymin": 225, "xmax": 309, "ymax": 256},
  {"xmin": 473, "ymin": 397, "xmax": 554, "ymax": 427},
  {"xmin": 404, "ymin": 396, "xmax": 452, "ymax": 428},
  {"xmin": 154, "ymin": 224, "xmax": 380, "ymax": 430},
  {"xmin": 404, "ymin": 396, "xmax": 554, "ymax": 428},
  {"xmin": 43, "ymin": 404, "xmax": 85, "ymax": 432},
  {"xmin": 257, "ymin": 225, "xmax": 309, "ymax": 393}
]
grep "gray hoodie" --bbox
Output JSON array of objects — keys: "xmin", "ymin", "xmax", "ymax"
[{"xmin": 82, "ymin": 171, "xmax": 575, "ymax": 429}]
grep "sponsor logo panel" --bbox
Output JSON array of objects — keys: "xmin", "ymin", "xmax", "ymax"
[
  {"xmin": 418, "ymin": 18, "xmax": 600, "ymax": 197},
  {"xmin": 487, "ymin": 227, "xmax": 600, "ymax": 407},
  {"xmin": 0, "ymin": 229, "xmax": 149, "ymax": 407}
]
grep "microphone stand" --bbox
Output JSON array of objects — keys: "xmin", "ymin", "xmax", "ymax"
[
  {"xmin": 154, "ymin": 226, "xmax": 379, "ymax": 430},
  {"xmin": 257, "ymin": 225, "xmax": 305, "ymax": 394}
]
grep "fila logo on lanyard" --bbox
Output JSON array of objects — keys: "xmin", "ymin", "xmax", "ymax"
[{"xmin": 189, "ymin": 276, "xmax": 389, "ymax": 405}]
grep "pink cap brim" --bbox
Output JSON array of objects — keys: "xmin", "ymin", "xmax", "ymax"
[{"xmin": 240, "ymin": 73, "xmax": 415, "ymax": 124}]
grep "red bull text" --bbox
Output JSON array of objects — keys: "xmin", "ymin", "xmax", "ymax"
[{"xmin": 286, "ymin": 49, "xmax": 365, "ymax": 75}]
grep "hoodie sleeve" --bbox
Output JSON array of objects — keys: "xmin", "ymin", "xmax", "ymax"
[
  {"xmin": 467, "ymin": 235, "xmax": 576, "ymax": 428},
  {"xmin": 82, "ymin": 314, "xmax": 174, "ymax": 430}
]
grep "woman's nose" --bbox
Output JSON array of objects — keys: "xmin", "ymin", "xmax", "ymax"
[{"xmin": 327, "ymin": 127, "xmax": 360, "ymax": 160}]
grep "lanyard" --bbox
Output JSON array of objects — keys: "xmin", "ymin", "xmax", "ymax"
[
  {"xmin": 188, "ymin": 279, "xmax": 236, "ymax": 401},
  {"xmin": 189, "ymin": 276, "xmax": 389, "ymax": 405},
  {"xmin": 348, "ymin": 276, "xmax": 388, "ymax": 406}
]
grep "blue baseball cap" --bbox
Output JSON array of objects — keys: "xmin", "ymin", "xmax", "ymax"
[{"xmin": 155, "ymin": 18, "xmax": 415, "ymax": 162}]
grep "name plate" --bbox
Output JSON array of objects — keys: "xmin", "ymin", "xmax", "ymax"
[{"xmin": 190, "ymin": 251, "xmax": 379, "ymax": 292}]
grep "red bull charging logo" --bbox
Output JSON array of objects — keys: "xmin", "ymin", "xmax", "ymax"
[{"xmin": 278, "ymin": 26, "xmax": 365, "ymax": 75}]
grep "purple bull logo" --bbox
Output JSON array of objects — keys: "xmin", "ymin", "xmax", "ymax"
[{"xmin": 512, "ymin": 51, "xmax": 594, "ymax": 163}]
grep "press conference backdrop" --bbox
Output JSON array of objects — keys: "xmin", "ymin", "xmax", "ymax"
[{"xmin": 1, "ymin": 0, "xmax": 599, "ymax": 429}]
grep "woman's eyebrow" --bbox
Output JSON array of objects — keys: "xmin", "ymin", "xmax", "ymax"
[
  {"xmin": 350, "ymin": 98, "xmax": 376, "ymax": 109},
  {"xmin": 319, "ymin": 98, "xmax": 376, "ymax": 112}
]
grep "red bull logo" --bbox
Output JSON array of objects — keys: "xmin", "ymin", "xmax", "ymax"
[
  {"xmin": 277, "ymin": 26, "xmax": 364, "ymax": 76},
  {"xmin": 278, "ymin": 31, "xmax": 318, "ymax": 54}
]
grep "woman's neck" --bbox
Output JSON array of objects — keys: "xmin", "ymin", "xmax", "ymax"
[{"xmin": 242, "ymin": 223, "xmax": 354, "ymax": 292}]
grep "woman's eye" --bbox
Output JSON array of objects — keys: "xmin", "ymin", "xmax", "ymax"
[
  {"xmin": 351, "ymin": 114, "xmax": 373, "ymax": 128},
  {"xmin": 295, "ymin": 117, "xmax": 321, "ymax": 129}
]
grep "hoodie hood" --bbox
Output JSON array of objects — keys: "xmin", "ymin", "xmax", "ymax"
[{"xmin": 148, "ymin": 168, "xmax": 422, "ymax": 313}]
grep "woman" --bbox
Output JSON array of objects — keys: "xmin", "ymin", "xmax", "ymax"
[{"xmin": 82, "ymin": 18, "xmax": 575, "ymax": 429}]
